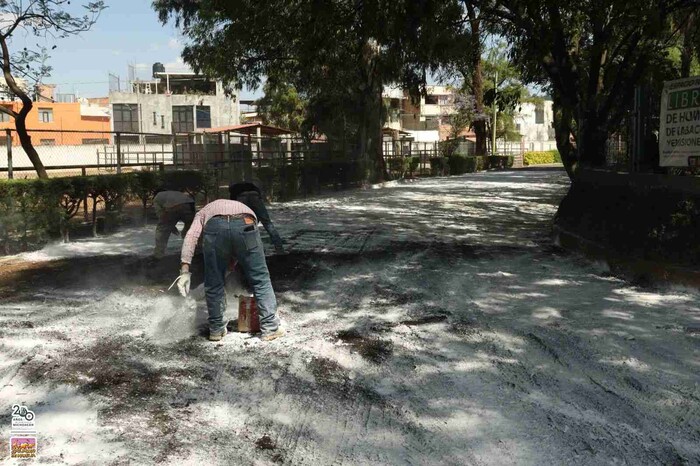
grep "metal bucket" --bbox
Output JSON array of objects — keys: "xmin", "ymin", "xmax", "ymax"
[{"xmin": 237, "ymin": 295, "xmax": 259, "ymax": 333}]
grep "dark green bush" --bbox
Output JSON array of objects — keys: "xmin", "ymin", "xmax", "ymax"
[
  {"xmin": 430, "ymin": 157, "xmax": 449, "ymax": 176},
  {"xmin": 408, "ymin": 156, "xmax": 420, "ymax": 177},
  {"xmin": 488, "ymin": 155, "xmax": 514, "ymax": 169},
  {"xmin": 448, "ymin": 155, "xmax": 488, "ymax": 174},
  {"xmin": 0, "ymin": 169, "xmax": 210, "ymax": 254}
]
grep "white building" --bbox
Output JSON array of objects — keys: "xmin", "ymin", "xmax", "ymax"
[
  {"xmin": 108, "ymin": 64, "xmax": 239, "ymax": 142},
  {"xmin": 514, "ymin": 100, "xmax": 557, "ymax": 152}
]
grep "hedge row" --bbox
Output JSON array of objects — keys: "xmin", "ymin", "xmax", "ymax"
[
  {"xmin": 523, "ymin": 150, "xmax": 561, "ymax": 166},
  {"xmin": 0, "ymin": 170, "xmax": 215, "ymax": 253},
  {"xmin": 256, "ymin": 159, "xmax": 366, "ymax": 201},
  {"xmin": 429, "ymin": 155, "xmax": 514, "ymax": 176}
]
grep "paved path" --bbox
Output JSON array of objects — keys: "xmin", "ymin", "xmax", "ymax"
[{"xmin": 1, "ymin": 168, "xmax": 699, "ymax": 465}]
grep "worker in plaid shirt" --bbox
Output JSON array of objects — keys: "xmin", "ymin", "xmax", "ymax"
[{"xmin": 173, "ymin": 199, "xmax": 283, "ymax": 342}]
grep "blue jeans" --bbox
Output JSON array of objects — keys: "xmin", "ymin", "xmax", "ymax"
[
  {"xmin": 236, "ymin": 191, "xmax": 284, "ymax": 249},
  {"xmin": 202, "ymin": 216, "xmax": 279, "ymax": 335}
]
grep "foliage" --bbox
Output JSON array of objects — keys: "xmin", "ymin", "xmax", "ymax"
[
  {"xmin": 483, "ymin": 42, "xmax": 526, "ymax": 144},
  {"xmin": 153, "ymin": 0, "xmax": 468, "ymax": 182},
  {"xmin": 0, "ymin": 1, "xmax": 105, "ymax": 178},
  {"xmin": 556, "ymin": 173, "xmax": 700, "ymax": 266},
  {"xmin": 0, "ymin": 170, "xmax": 208, "ymax": 254},
  {"xmin": 256, "ymin": 80, "xmax": 307, "ymax": 134},
  {"xmin": 488, "ymin": 155, "xmax": 514, "ymax": 169},
  {"xmin": 429, "ymin": 157, "xmax": 450, "ymax": 176},
  {"xmin": 523, "ymin": 150, "xmax": 562, "ymax": 166},
  {"xmin": 444, "ymin": 92, "xmax": 482, "ymax": 142},
  {"xmin": 492, "ymin": 0, "xmax": 698, "ymax": 177},
  {"xmin": 448, "ymin": 154, "xmax": 488, "ymax": 174}
]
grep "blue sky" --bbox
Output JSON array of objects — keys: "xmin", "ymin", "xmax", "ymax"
[{"xmin": 11, "ymin": 0, "xmax": 260, "ymax": 100}]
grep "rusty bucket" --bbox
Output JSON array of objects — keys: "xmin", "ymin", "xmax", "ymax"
[{"xmin": 237, "ymin": 295, "xmax": 260, "ymax": 333}]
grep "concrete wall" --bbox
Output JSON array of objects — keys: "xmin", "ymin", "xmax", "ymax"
[
  {"xmin": 515, "ymin": 101, "xmax": 555, "ymax": 143},
  {"xmin": 108, "ymin": 91, "xmax": 239, "ymax": 134},
  {"xmin": 406, "ymin": 130, "xmax": 440, "ymax": 143}
]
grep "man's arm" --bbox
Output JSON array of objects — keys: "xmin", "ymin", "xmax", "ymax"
[{"xmin": 180, "ymin": 209, "xmax": 206, "ymax": 268}]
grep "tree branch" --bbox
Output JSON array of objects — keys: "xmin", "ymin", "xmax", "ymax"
[{"xmin": 0, "ymin": 104, "xmax": 18, "ymax": 119}]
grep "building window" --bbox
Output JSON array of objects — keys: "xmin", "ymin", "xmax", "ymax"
[
  {"xmin": 40, "ymin": 139, "xmax": 55, "ymax": 145},
  {"xmin": 535, "ymin": 106, "xmax": 545, "ymax": 124},
  {"xmin": 118, "ymin": 135, "xmax": 140, "ymax": 144},
  {"xmin": 38, "ymin": 108, "xmax": 53, "ymax": 123},
  {"xmin": 161, "ymin": 115, "xmax": 165, "ymax": 129},
  {"xmin": 113, "ymin": 104, "xmax": 139, "ymax": 132},
  {"xmin": 437, "ymin": 95, "xmax": 451, "ymax": 105},
  {"xmin": 153, "ymin": 112, "xmax": 157, "ymax": 126},
  {"xmin": 425, "ymin": 95, "xmax": 439, "ymax": 105},
  {"xmin": 145, "ymin": 134, "xmax": 171, "ymax": 144},
  {"xmin": 196, "ymin": 105, "xmax": 211, "ymax": 129},
  {"xmin": 172, "ymin": 105, "xmax": 194, "ymax": 133},
  {"xmin": 82, "ymin": 138, "xmax": 109, "ymax": 145}
]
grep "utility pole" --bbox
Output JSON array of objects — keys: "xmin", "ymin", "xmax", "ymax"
[{"xmin": 492, "ymin": 70, "xmax": 498, "ymax": 156}]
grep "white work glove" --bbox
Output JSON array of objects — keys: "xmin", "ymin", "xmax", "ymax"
[
  {"xmin": 168, "ymin": 272, "xmax": 191, "ymax": 297},
  {"xmin": 177, "ymin": 272, "xmax": 191, "ymax": 297}
]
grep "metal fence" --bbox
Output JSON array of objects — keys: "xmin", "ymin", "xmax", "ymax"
[
  {"xmin": 603, "ymin": 85, "xmax": 672, "ymax": 174},
  {"xmin": 0, "ymin": 128, "xmax": 173, "ymax": 179}
]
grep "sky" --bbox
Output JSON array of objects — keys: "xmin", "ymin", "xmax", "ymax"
[{"xmin": 8, "ymin": 0, "xmax": 261, "ymax": 100}]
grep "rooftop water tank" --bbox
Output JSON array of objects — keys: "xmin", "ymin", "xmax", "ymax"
[{"xmin": 152, "ymin": 62, "xmax": 165, "ymax": 78}]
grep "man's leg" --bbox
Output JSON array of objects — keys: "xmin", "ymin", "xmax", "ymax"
[
  {"xmin": 202, "ymin": 218, "xmax": 233, "ymax": 336},
  {"xmin": 231, "ymin": 221, "xmax": 279, "ymax": 335},
  {"xmin": 154, "ymin": 210, "xmax": 176, "ymax": 258}
]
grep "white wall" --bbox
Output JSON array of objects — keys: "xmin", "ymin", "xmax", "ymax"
[
  {"xmin": 515, "ymin": 101, "xmax": 555, "ymax": 143},
  {"xmin": 406, "ymin": 130, "xmax": 440, "ymax": 143},
  {"xmin": 0, "ymin": 143, "xmax": 173, "ymax": 169}
]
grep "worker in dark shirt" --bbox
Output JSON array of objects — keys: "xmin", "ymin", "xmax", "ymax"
[{"xmin": 229, "ymin": 182, "xmax": 285, "ymax": 254}]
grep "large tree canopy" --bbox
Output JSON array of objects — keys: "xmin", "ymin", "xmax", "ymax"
[
  {"xmin": 492, "ymin": 0, "xmax": 700, "ymax": 178},
  {"xmin": 0, "ymin": 0, "xmax": 105, "ymax": 178},
  {"xmin": 153, "ymin": 0, "xmax": 468, "ymax": 182}
]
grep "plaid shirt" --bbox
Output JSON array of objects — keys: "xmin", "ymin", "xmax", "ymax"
[{"xmin": 180, "ymin": 199, "xmax": 257, "ymax": 264}]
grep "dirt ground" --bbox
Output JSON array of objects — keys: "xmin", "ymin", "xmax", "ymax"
[{"xmin": 1, "ymin": 168, "xmax": 699, "ymax": 465}]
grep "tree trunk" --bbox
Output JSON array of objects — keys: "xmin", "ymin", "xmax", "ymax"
[
  {"xmin": 360, "ymin": 39, "xmax": 388, "ymax": 183},
  {"xmin": 468, "ymin": 6, "xmax": 487, "ymax": 156},
  {"xmin": 552, "ymin": 95, "xmax": 577, "ymax": 180},
  {"xmin": 578, "ymin": 110, "xmax": 608, "ymax": 168},
  {"xmin": 0, "ymin": 36, "xmax": 48, "ymax": 179},
  {"xmin": 91, "ymin": 196, "xmax": 98, "ymax": 237},
  {"xmin": 15, "ymin": 113, "xmax": 48, "ymax": 179}
]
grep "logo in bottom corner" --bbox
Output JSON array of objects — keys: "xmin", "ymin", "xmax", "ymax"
[{"xmin": 10, "ymin": 436, "xmax": 37, "ymax": 459}]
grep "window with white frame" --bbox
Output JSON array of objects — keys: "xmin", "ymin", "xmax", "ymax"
[{"xmin": 38, "ymin": 108, "xmax": 53, "ymax": 123}]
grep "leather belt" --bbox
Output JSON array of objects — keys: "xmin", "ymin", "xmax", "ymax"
[{"xmin": 214, "ymin": 214, "xmax": 256, "ymax": 225}]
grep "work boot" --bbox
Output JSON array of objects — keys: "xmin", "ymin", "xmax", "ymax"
[
  {"xmin": 209, "ymin": 328, "xmax": 227, "ymax": 342},
  {"xmin": 260, "ymin": 328, "xmax": 285, "ymax": 342}
]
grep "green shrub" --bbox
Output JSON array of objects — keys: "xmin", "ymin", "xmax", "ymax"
[
  {"xmin": 448, "ymin": 155, "xmax": 487, "ymax": 174},
  {"xmin": 408, "ymin": 156, "xmax": 420, "ymax": 177},
  {"xmin": 523, "ymin": 150, "xmax": 561, "ymax": 166},
  {"xmin": 466, "ymin": 156, "xmax": 487, "ymax": 173},
  {"xmin": 430, "ymin": 157, "xmax": 449, "ymax": 176},
  {"xmin": 488, "ymin": 155, "xmax": 514, "ymax": 169},
  {"xmin": 447, "ymin": 154, "xmax": 468, "ymax": 174}
]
